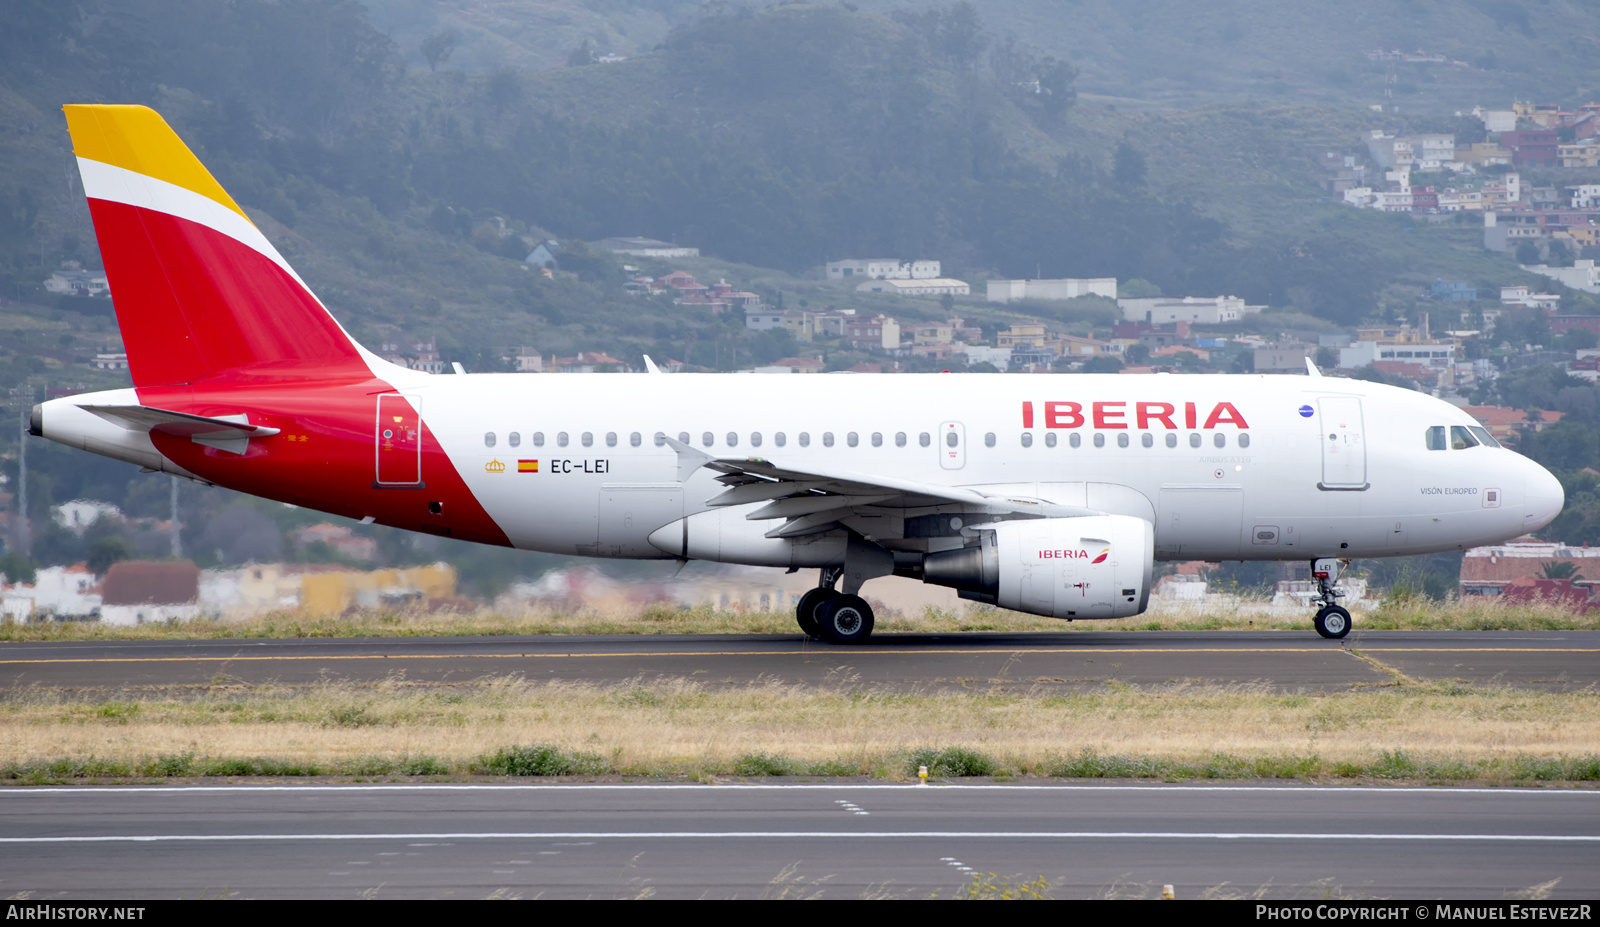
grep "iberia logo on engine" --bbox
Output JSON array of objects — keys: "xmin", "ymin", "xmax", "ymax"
[{"xmin": 1039, "ymin": 548, "xmax": 1110, "ymax": 563}]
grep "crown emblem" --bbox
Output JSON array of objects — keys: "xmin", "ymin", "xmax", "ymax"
[{"xmin": 485, "ymin": 458, "xmax": 505, "ymax": 473}]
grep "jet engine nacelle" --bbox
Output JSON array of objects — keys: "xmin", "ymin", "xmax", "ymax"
[{"xmin": 923, "ymin": 515, "xmax": 1154, "ymax": 620}]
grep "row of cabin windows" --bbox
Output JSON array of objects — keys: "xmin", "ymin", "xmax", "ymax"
[
  {"xmin": 1424, "ymin": 424, "xmax": 1500, "ymax": 451},
  {"xmin": 484, "ymin": 430, "xmax": 1250, "ymax": 450}
]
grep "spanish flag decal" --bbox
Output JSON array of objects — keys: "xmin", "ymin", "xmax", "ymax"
[{"xmin": 518, "ymin": 459, "xmax": 539, "ymax": 473}]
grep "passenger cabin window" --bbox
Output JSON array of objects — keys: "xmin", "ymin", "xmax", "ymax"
[
  {"xmin": 1141, "ymin": 433, "xmax": 1153, "ymax": 448},
  {"xmin": 871, "ymin": 432, "xmax": 883, "ymax": 447},
  {"xmin": 985, "ymin": 432, "xmax": 996, "ymax": 447},
  {"xmin": 678, "ymin": 432, "xmax": 690, "ymax": 445},
  {"xmin": 1451, "ymin": 425, "xmax": 1479, "ymax": 450},
  {"xmin": 775, "ymin": 432, "xmax": 787, "ymax": 447},
  {"xmin": 1213, "ymin": 433, "xmax": 1226, "ymax": 448},
  {"xmin": 727, "ymin": 432, "xmax": 739, "ymax": 447},
  {"xmin": 484, "ymin": 432, "xmax": 496, "ymax": 447},
  {"xmin": 1021, "ymin": 433, "xmax": 1033, "ymax": 448},
  {"xmin": 1093, "ymin": 433, "xmax": 1105, "ymax": 448},
  {"xmin": 630, "ymin": 432, "xmax": 642, "ymax": 447},
  {"xmin": 1239, "ymin": 433, "xmax": 1251, "ymax": 449},
  {"xmin": 1425, "ymin": 425, "xmax": 1447, "ymax": 450},
  {"xmin": 847, "ymin": 432, "xmax": 858, "ymax": 447},
  {"xmin": 533, "ymin": 432, "xmax": 545, "ymax": 447},
  {"xmin": 582, "ymin": 432, "xmax": 594, "ymax": 447},
  {"xmin": 702, "ymin": 431, "xmax": 714, "ymax": 447},
  {"xmin": 1045, "ymin": 433, "xmax": 1057, "ymax": 448},
  {"xmin": 823, "ymin": 432, "xmax": 835, "ymax": 447},
  {"xmin": 557, "ymin": 432, "xmax": 569, "ymax": 447},
  {"xmin": 1165, "ymin": 433, "xmax": 1177, "ymax": 448},
  {"xmin": 920, "ymin": 432, "xmax": 931, "ymax": 447},
  {"xmin": 508, "ymin": 432, "xmax": 521, "ymax": 447},
  {"xmin": 800, "ymin": 432, "xmax": 811, "ymax": 447},
  {"xmin": 895, "ymin": 432, "xmax": 906, "ymax": 447},
  {"xmin": 1117, "ymin": 433, "xmax": 1129, "ymax": 448},
  {"xmin": 605, "ymin": 432, "xmax": 617, "ymax": 447},
  {"xmin": 654, "ymin": 432, "xmax": 666, "ymax": 447},
  {"xmin": 945, "ymin": 431, "xmax": 959, "ymax": 448},
  {"xmin": 1189, "ymin": 433, "xmax": 1201, "ymax": 448},
  {"xmin": 1069, "ymin": 433, "xmax": 1081, "ymax": 448},
  {"xmin": 751, "ymin": 432, "xmax": 762, "ymax": 447}
]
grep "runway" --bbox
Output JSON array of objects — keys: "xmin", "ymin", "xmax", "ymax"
[
  {"xmin": 1, "ymin": 630, "xmax": 1597, "ymax": 692},
  {"xmin": 1, "ymin": 783, "xmax": 1595, "ymax": 899}
]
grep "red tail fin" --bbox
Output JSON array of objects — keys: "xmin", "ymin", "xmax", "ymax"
[{"xmin": 64, "ymin": 105, "xmax": 372, "ymax": 387}]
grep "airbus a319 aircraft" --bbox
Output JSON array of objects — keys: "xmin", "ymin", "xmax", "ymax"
[{"xmin": 33, "ymin": 105, "xmax": 1565, "ymax": 642}]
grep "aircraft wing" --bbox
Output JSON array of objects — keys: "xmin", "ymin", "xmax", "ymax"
[{"xmin": 666, "ymin": 437, "xmax": 1094, "ymax": 540}]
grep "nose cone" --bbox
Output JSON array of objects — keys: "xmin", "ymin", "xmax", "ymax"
[{"xmin": 1524, "ymin": 460, "xmax": 1564, "ymax": 534}]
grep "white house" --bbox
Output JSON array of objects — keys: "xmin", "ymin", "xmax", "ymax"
[
  {"xmin": 986, "ymin": 277, "xmax": 1116, "ymax": 303},
  {"xmin": 52, "ymin": 500, "xmax": 121, "ymax": 532},
  {"xmin": 854, "ymin": 278, "xmax": 969, "ymax": 297},
  {"xmin": 44, "ymin": 269, "xmax": 110, "ymax": 297},
  {"xmin": 1521, "ymin": 259, "xmax": 1600, "ymax": 295},
  {"xmin": 1117, "ymin": 295, "xmax": 1264, "ymax": 324},
  {"xmin": 826, "ymin": 259, "xmax": 941, "ymax": 281},
  {"xmin": 959, "ymin": 345, "xmax": 1013, "ymax": 369},
  {"xmin": 594, "ymin": 237, "xmax": 699, "ymax": 258}
]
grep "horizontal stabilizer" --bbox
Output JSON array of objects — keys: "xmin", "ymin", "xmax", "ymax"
[{"xmin": 79, "ymin": 404, "xmax": 280, "ymax": 456}]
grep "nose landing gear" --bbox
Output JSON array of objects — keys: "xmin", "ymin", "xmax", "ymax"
[
  {"xmin": 1310, "ymin": 558, "xmax": 1352, "ymax": 639},
  {"xmin": 795, "ymin": 566, "xmax": 876, "ymax": 644}
]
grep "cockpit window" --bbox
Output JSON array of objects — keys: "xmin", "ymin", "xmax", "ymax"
[
  {"xmin": 1450, "ymin": 425, "xmax": 1479, "ymax": 450},
  {"xmin": 1425, "ymin": 425, "xmax": 1447, "ymax": 451},
  {"xmin": 1468, "ymin": 426, "xmax": 1501, "ymax": 448}
]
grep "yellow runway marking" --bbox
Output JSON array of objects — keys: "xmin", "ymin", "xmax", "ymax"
[{"xmin": 0, "ymin": 646, "xmax": 1594, "ymax": 666}]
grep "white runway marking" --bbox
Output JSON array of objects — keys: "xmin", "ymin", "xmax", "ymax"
[
  {"xmin": 3, "ymin": 783, "xmax": 1597, "ymax": 797},
  {"xmin": 1, "ymin": 831, "xmax": 1596, "ymax": 844}
]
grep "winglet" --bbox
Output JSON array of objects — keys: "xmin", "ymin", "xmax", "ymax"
[
  {"xmin": 663, "ymin": 435, "xmax": 713, "ymax": 482},
  {"xmin": 1305, "ymin": 357, "xmax": 1322, "ymax": 377},
  {"xmin": 643, "ymin": 355, "xmax": 662, "ymax": 375}
]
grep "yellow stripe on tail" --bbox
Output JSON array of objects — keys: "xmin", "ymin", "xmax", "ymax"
[{"xmin": 63, "ymin": 104, "xmax": 252, "ymax": 225}]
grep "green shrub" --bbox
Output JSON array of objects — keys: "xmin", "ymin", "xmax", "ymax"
[
  {"xmin": 910, "ymin": 747, "xmax": 997, "ymax": 777},
  {"xmin": 478, "ymin": 744, "xmax": 609, "ymax": 776}
]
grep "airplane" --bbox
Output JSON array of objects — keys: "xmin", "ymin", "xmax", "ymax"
[{"xmin": 31, "ymin": 104, "xmax": 1565, "ymax": 643}]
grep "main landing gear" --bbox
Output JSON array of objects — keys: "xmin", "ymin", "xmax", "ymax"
[
  {"xmin": 796, "ymin": 567, "xmax": 876, "ymax": 644},
  {"xmin": 1310, "ymin": 557, "xmax": 1352, "ymax": 640}
]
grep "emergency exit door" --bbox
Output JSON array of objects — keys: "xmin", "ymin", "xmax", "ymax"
[
  {"xmin": 375, "ymin": 393, "xmax": 423, "ymax": 486},
  {"xmin": 939, "ymin": 421, "xmax": 966, "ymax": 470},
  {"xmin": 1318, "ymin": 397, "xmax": 1368, "ymax": 490}
]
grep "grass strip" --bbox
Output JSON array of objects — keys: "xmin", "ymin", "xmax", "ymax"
[
  {"xmin": 4, "ymin": 597, "xmax": 1599, "ymax": 642},
  {"xmin": 3, "ymin": 675, "xmax": 1597, "ymax": 785}
]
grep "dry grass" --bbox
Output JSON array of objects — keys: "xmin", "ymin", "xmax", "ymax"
[
  {"xmin": 4, "ymin": 595, "xmax": 1599, "ymax": 643},
  {"xmin": 3, "ymin": 673, "xmax": 1597, "ymax": 783}
]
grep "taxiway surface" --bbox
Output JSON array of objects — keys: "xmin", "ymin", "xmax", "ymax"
[
  {"xmin": 1, "ymin": 630, "xmax": 1596, "ymax": 692},
  {"xmin": 1, "ymin": 783, "xmax": 1595, "ymax": 899}
]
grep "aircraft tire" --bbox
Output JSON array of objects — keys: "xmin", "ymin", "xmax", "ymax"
[
  {"xmin": 1314, "ymin": 605, "xmax": 1352, "ymax": 639},
  {"xmin": 795, "ymin": 587, "xmax": 834, "ymax": 639},
  {"xmin": 817, "ymin": 594, "xmax": 875, "ymax": 645}
]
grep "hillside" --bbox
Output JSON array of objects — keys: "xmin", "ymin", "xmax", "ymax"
[{"xmin": 366, "ymin": 0, "xmax": 1600, "ymax": 111}]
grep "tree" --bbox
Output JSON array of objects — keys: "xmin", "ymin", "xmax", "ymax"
[
  {"xmin": 1112, "ymin": 141, "xmax": 1147, "ymax": 187},
  {"xmin": 566, "ymin": 39, "xmax": 597, "ymax": 67},
  {"xmin": 87, "ymin": 535, "xmax": 135, "ymax": 578},
  {"xmin": 1540, "ymin": 561, "xmax": 1582, "ymax": 580},
  {"xmin": 1038, "ymin": 57, "xmax": 1078, "ymax": 119},
  {"xmin": 1516, "ymin": 241, "xmax": 1542, "ymax": 265},
  {"xmin": 421, "ymin": 30, "xmax": 460, "ymax": 72}
]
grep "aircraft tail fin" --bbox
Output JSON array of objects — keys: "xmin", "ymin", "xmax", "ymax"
[{"xmin": 63, "ymin": 104, "xmax": 374, "ymax": 388}]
